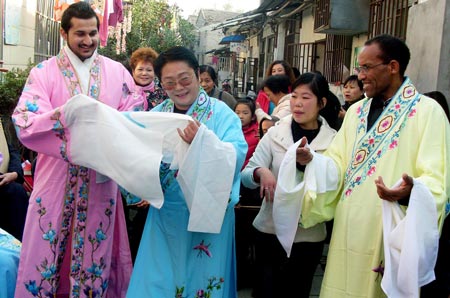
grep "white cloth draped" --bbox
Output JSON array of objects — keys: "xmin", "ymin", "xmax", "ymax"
[
  {"xmin": 381, "ymin": 179, "xmax": 439, "ymax": 298},
  {"xmin": 177, "ymin": 125, "xmax": 236, "ymax": 233},
  {"xmin": 63, "ymin": 94, "xmax": 236, "ymax": 233},
  {"xmin": 272, "ymin": 139, "xmax": 339, "ymax": 256}
]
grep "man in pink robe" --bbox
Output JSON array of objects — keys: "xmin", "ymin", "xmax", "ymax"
[{"xmin": 12, "ymin": 2, "xmax": 145, "ymax": 297}]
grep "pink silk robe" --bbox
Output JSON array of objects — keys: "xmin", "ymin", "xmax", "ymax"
[{"xmin": 12, "ymin": 49, "xmax": 145, "ymax": 298}]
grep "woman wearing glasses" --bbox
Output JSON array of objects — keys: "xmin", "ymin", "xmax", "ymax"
[{"xmin": 127, "ymin": 46, "xmax": 247, "ymax": 298}]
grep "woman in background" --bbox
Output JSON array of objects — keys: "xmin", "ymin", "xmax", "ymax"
[
  {"xmin": 338, "ymin": 75, "xmax": 364, "ymax": 120},
  {"xmin": 255, "ymin": 60, "xmax": 296, "ymax": 114},
  {"xmin": 199, "ymin": 65, "xmax": 236, "ymax": 109},
  {"xmin": 255, "ymin": 75, "xmax": 292, "ymax": 122},
  {"xmin": 130, "ymin": 47, "xmax": 167, "ymax": 110},
  {"xmin": 126, "ymin": 47, "xmax": 167, "ymax": 262}
]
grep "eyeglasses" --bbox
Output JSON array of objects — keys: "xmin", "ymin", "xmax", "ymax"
[
  {"xmin": 161, "ymin": 73, "xmax": 195, "ymax": 90},
  {"xmin": 355, "ymin": 62, "xmax": 387, "ymax": 74}
]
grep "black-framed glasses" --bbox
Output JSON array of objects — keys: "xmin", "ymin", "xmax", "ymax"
[{"xmin": 355, "ymin": 62, "xmax": 387, "ymax": 74}]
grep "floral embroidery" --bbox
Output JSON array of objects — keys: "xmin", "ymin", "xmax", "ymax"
[
  {"xmin": 25, "ymin": 183, "xmax": 116, "ymax": 297},
  {"xmin": 174, "ymin": 277, "xmax": 225, "ymax": 298},
  {"xmin": 23, "ymin": 50, "xmax": 116, "ymax": 297},
  {"xmin": 389, "ymin": 140, "xmax": 398, "ymax": 149},
  {"xmin": 122, "ymin": 83, "xmax": 130, "ymax": 98},
  {"xmin": 146, "ymin": 79, "xmax": 168, "ymax": 109},
  {"xmin": 175, "ymin": 286, "xmax": 185, "ymax": 298},
  {"xmin": 25, "ymin": 97, "xmax": 39, "ymax": 112},
  {"xmin": 343, "ymin": 81, "xmax": 421, "ymax": 198},
  {"xmin": 25, "ymin": 280, "xmax": 41, "ymax": 296},
  {"xmin": 377, "ymin": 115, "xmax": 393, "ymax": 133},
  {"xmin": 195, "ymin": 277, "xmax": 225, "ymax": 298},
  {"xmin": 403, "ymin": 86, "xmax": 416, "ymax": 98},
  {"xmin": 89, "ymin": 85, "xmax": 99, "ymax": 98},
  {"xmin": 353, "ymin": 149, "xmax": 367, "ymax": 166},
  {"xmin": 52, "ymin": 117, "xmax": 69, "ymax": 162},
  {"xmin": 367, "ymin": 166, "xmax": 376, "ymax": 176},
  {"xmin": 57, "ymin": 49, "xmax": 101, "ymax": 101}
]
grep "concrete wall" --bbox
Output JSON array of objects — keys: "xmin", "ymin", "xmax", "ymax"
[
  {"xmin": 406, "ymin": 0, "xmax": 449, "ymax": 100},
  {"xmin": 249, "ymin": 36, "xmax": 259, "ymax": 58},
  {"xmin": 196, "ymin": 24, "xmax": 225, "ymax": 65},
  {"xmin": 275, "ymin": 22, "xmax": 286, "ymax": 61},
  {"xmin": 299, "ymin": 7, "xmax": 326, "ymax": 43},
  {"xmin": 3, "ymin": 0, "xmax": 36, "ymax": 69}
]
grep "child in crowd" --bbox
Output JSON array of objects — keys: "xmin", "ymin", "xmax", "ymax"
[{"xmin": 234, "ymin": 98, "xmax": 259, "ymax": 169}]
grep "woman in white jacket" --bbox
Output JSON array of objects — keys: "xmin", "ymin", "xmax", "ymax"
[{"xmin": 241, "ymin": 72, "xmax": 339, "ymax": 298}]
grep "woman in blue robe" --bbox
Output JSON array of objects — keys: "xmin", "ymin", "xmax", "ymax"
[{"xmin": 127, "ymin": 47, "xmax": 247, "ymax": 298}]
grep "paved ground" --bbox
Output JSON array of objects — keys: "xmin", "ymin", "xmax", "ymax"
[{"xmin": 237, "ymin": 244, "xmax": 328, "ymax": 298}]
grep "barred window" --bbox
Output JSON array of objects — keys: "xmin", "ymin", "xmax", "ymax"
[
  {"xmin": 368, "ymin": 0, "xmax": 418, "ymax": 40},
  {"xmin": 314, "ymin": 0, "xmax": 330, "ymax": 31},
  {"xmin": 258, "ymin": 38, "xmax": 266, "ymax": 78},
  {"xmin": 285, "ymin": 42, "xmax": 316, "ymax": 75},
  {"xmin": 323, "ymin": 34, "xmax": 352, "ymax": 83},
  {"xmin": 35, "ymin": 0, "xmax": 60, "ymax": 62},
  {"xmin": 265, "ymin": 35, "xmax": 275, "ymax": 72}
]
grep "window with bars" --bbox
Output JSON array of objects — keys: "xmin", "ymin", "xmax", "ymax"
[
  {"xmin": 284, "ymin": 19, "xmax": 299, "ymax": 50},
  {"xmin": 219, "ymin": 56, "xmax": 231, "ymax": 72},
  {"xmin": 265, "ymin": 35, "xmax": 275, "ymax": 72},
  {"xmin": 258, "ymin": 38, "xmax": 266, "ymax": 78},
  {"xmin": 285, "ymin": 42, "xmax": 316, "ymax": 74},
  {"xmin": 314, "ymin": 0, "xmax": 330, "ymax": 31},
  {"xmin": 323, "ymin": 34, "xmax": 352, "ymax": 83},
  {"xmin": 35, "ymin": 0, "xmax": 60, "ymax": 63},
  {"xmin": 368, "ymin": 0, "xmax": 418, "ymax": 40}
]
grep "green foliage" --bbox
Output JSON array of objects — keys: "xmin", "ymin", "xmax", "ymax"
[
  {"xmin": 0, "ymin": 62, "xmax": 34, "ymax": 116},
  {"xmin": 99, "ymin": 0, "xmax": 197, "ymax": 64}
]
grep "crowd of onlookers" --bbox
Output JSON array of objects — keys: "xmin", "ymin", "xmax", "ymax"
[{"xmin": 1, "ymin": 2, "xmax": 449, "ymax": 298}]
